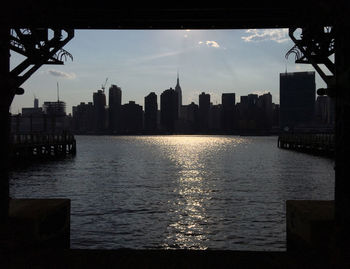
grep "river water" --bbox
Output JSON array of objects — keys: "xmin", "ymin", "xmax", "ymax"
[{"xmin": 9, "ymin": 135, "xmax": 334, "ymax": 251}]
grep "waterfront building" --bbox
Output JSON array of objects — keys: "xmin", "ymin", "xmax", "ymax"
[
  {"xmin": 121, "ymin": 101, "xmax": 143, "ymax": 134},
  {"xmin": 177, "ymin": 102, "xmax": 199, "ymax": 133},
  {"xmin": 34, "ymin": 97, "xmax": 39, "ymax": 109},
  {"xmin": 210, "ymin": 104, "xmax": 222, "ymax": 132},
  {"xmin": 257, "ymin": 92, "xmax": 273, "ymax": 130},
  {"xmin": 237, "ymin": 94, "xmax": 263, "ymax": 132},
  {"xmin": 272, "ymin": 104, "xmax": 280, "ymax": 127},
  {"xmin": 221, "ymin": 93, "xmax": 236, "ymax": 132},
  {"xmin": 109, "ymin": 84, "xmax": 122, "ymax": 133},
  {"xmin": 72, "ymin": 102, "xmax": 95, "ymax": 133},
  {"xmin": 22, "ymin": 97, "xmax": 43, "ymax": 116},
  {"xmin": 144, "ymin": 92, "xmax": 158, "ymax": 132},
  {"xmin": 280, "ymin": 71, "xmax": 316, "ymax": 130},
  {"xmin": 43, "ymin": 101, "xmax": 66, "ymax": 116},
  {"xmin": 12, "ymin": 98, "xmax": 71, "ymax": 134},
  {"xmin": 93, "ymin": 89, "xmax": 107, "ymax": 132},
  {"xmin": 160, "ymin": 88, "xmax": 178, "ymax": 133},
  {"xmin": 42, "ymin": 101, "xmax": 68, "ymax": 132},
  {"xmin": 199, "ymin": 92, "xmax": 210, "ymax": 132},
  {"xmin": 315, "ymin": 95, "xmax": 335, "ymax": 127}
]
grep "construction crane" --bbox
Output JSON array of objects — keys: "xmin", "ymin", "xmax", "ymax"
[{"xmin": 101, "ymin": 77, "xmax": 108, "ymax": 93}]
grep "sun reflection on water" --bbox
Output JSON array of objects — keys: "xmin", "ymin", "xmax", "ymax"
[{"xmin": 142, "ymin": 135, "xmax": 245, "ymax": 249}]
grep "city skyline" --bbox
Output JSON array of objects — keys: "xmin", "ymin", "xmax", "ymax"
[
  {"xmin": 14, "ymin": 70, "xmax": 334, "ymax": 136},
  {"xmin": 10, "ymin": 29, "xmax": 327, "ymax": 114}
]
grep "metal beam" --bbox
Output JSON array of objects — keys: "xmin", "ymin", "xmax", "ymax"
[{"xmin": 0, "ymin": 3, "xmax": 337, "ymax": 30}]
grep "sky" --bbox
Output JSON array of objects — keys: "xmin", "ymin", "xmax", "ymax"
[{"xmin": 10, "ymin": 29, "xmax": 327, "ymax": 114}]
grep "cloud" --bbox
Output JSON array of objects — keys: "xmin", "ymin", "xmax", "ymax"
[
  {"xmin": 198, "ymin": 40, "xmax": 220, "ymax": 48},
  {"xmin": 48, "ymin": 69, "xmax": 76, "ymax": 79},
  {"xmin": 252, "ymin": 90, "xmax": 271, "ymax": 96},
  {"xmin": 241, "ymin": 29, "xmax": 289, "ymax": 43},
  {"xmin": 127, "ymin": 50, "xmax": 184, "ymax": 66}
]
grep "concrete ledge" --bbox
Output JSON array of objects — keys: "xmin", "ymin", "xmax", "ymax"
[
  {"xmin": 286, "ymin": 200, "xmax": 334, "ymax": 253},
  {"xmin": 0, "ymin": 249, "xmax": 335, "ymax": 269},
  {"xmin": 8, "ymin": 199, "xmax": 70, "ymax": 249}
]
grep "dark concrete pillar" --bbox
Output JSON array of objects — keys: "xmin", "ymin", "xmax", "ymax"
[
  {"xmin": 334, "ymin": 23, "xmax": 350, "ymax": 251},
  {"xmin": 0, "ymin": 27, "xmax": 10, "ymax": 224}
]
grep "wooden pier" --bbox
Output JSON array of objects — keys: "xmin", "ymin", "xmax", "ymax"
[
  {"xmin": 278, "ymin": 133, "xmax": 335, "ymax": 157},
  {"xmin": 10, "ymin": 132, "xmax": 76, "ymax": 161}
]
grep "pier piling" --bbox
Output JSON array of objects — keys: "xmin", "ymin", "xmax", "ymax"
[{"xmin": 10, "ymin": 132, "xmax": 76, "ymax": 161}]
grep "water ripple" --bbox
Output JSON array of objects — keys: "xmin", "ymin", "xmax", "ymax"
[{"xmin": 9, "ymin": 135, "xmax": 334, "ymax": 250}]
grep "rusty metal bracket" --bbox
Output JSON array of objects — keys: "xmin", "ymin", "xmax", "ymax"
[
  {"xmin": 8, "ymin": 28, "xmax": 74, "ymax": 105},
  {"xmin": 286, "ymin": 26, "xmax": 335, "ymax": 96}
]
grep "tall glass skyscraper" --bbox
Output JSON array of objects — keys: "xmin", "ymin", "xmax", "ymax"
[
  {"xmin": 280, "ymin": 71, "xmax": 315, "ymax": 130},
  {"xmin": 108, "ymin": 84, "xmax": 122, "ymax": 133}
]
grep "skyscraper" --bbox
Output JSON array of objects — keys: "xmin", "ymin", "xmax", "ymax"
[
  {"xmin": 109, "ymin": 84, "xmax": 122, "ymax": 133},
  {"xmin": 280, "ymin": 71, "xmax": 315, "ymax": 130},
  {"xmin": 221, "ymin": 93, "xmax": 236, "ymax": 132},
  {"xmin": 72, "ymin": 102, "xmax": 95, "ymax": 133},
  {"xmin": 257, "ymin": 92, "xmax": 273, "ymax": 130},
  {"xmin": 93, "ymin": 89, "xmax": 107, "ymax": 132},
  {"xmin": 120, "ymin": 101, "xmax": 143, "ymax": 134},
  {"xmin": 160, "ymin": 88, "xmax": 178, "ymax": 133},
  {"xmin": 34, "ymin": 97, "xmax": 39, "ymax": 109},
  {"xmin": 315, "ymin": 95, "xmax": 335, "ymax": 126},
  {"xmin": 174, "ymin": 71, "xmax": 182, "ymax": 117},
  {"xmin": 199, "ymin": 92, "xmax": 210, "ymax": 132},
  {"xmin": 144, "ymin": 92, "xmax": 158, "ymax": 132}
]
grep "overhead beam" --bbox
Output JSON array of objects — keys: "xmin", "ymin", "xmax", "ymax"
[{"xmin": 1, "ymin": 3, "xmax": 337, "ymax": 30}]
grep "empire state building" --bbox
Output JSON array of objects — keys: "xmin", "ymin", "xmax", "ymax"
[{"xmin": 175, "ymin": 72, "xmax": 182, "ymax": 116}]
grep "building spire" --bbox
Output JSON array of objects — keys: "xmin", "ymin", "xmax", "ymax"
[
  {"xmin": 176, "ymin": 69, "xmax": 180, "ymax": 86},
  {"xmin": 175, "ymin": 69, "xmax": 182, "ymax": 109}
]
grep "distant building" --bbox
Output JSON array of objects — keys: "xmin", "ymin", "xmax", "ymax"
[
  {"xmin": 182, "ymin": 102, "xmax": 198, "ymax": 124},
  {"xmin": 12, "ymin": 98, "xmax": 71, "ymax": 134},
  {"xmin": 178, "ymin": 102, "xmax": 199, "ymax": 133},
  {"xmin": 222, "ymin": 93, "xmax": 236, "ymax": 108},
  {"xmin": 14, "ymin": 98, "xmax": 43, "ymax": 133},
  {"xmin": 72, "ymin": 102, "xmax": 95, "ymax": 133},
  {"xmin": 43, "ymin": 101, "xmax": 66, "ymax": 116},
  {"xmin": 144, "ymin": 92, "xmax": 158, "ymax": 132},
  {"xmin": 237, "ymin": 93, "xmax": 265, "ymax": 132},
  {"xmin": 109, "ymin": 84, "xmax": 122, "ymax": 133},
  {"xmin": 272, "ymin": 104, "xmax": 280, "ymax": 127},
  {"xmin": 42, "ymin": 101, "xmax": 68, "ymax": 132},
  {"xmin": 221, "ymin": 93, "xmax": 236, "ymax": 132},
  {"xmin": 93, "ymin": 89, "xmax": 107, "ymax": 132},
  {"xmin": 247, "ymin": 94, "xmax": 259, "ymax": 107},
  {"xmin": 160, "ymin": 88, "xmax": 178, "ymax": 133},
  {"xmin": 257, "ymin": 92, "xmax": 273, "ymax": 130},
  {"xmin": 22, "ymin": 107, "xmax": 43, "ymax": 116},
  {"xmin": 280, "ymin": 71, "xmax": 316, "ymax": 130},
  {"xmin": 199, "ymin": 92, "xmax": 210, "ymax": 132},
  {"xmin": 315, "ymin": 95, "xmax": 335, "ymax": 127},
  {"xmin": 34, "ymin": 97, "xmax": 39, "ymax": 109},
  {"xmin": 121, "ymin": 101, "xmax": 143, "ymax": 134},
  {"xmin": 210, "ymin": 104, "xmax": 222, "ymax": 132}
]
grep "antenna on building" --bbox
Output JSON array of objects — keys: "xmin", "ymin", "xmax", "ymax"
[{"xmin": 57, "ymin": 81, "xmax": 60, "ymax": 102}]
